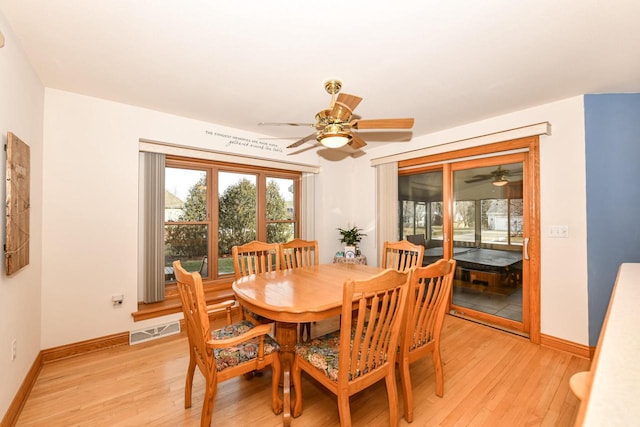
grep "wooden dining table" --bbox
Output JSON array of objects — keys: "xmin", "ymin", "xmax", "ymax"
[{"xmin": 232, "ymin": 262, "xmax": 384, "ymax": 425}]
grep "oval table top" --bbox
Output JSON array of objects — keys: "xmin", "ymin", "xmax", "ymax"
[{"xmin": 232, "ymin": 263, "xmax": 383, "ymax": 323}]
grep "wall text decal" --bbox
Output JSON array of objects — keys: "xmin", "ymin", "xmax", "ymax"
[{"xmin": 205, "ymin": 130, "xmax": 283, "ymax": 154}]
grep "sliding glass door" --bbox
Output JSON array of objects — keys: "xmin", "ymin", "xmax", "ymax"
[
  {"xmin": 450, "ymin": 154, "xmax": 527, "ymax": 334},
  {"xmin": 399, "ymin": 146, "xmax": 537, "ymax": 338}
]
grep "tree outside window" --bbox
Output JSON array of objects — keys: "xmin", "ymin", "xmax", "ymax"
[{"xmin": 164, "ymin": 161, "xmax": 299, "ymax": 283}]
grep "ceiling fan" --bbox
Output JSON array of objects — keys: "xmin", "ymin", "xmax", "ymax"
[
  {"xmin": 464, "ymin": 165, "xmax": 522, "ymax": 186},
  {"xmin": 258, "ymin": 79, "xmax": 414, "ymax": 151}
]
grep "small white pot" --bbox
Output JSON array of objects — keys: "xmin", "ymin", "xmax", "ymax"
[{"xmin": 344, "ymin": 246, "xmax": 356, "ymax": 259}]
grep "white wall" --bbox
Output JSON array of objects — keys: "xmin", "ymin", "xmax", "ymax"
[
  {"xmin": 314, "ymin": 155, "xmax": 364, "ymax": 262},
  {"xmin": 327, "ymin": 96, "xmax": 589, "ymax": 345},
  {"xmin": 0, "ymin": 13, "xmax": 44, "ymax": 417}
]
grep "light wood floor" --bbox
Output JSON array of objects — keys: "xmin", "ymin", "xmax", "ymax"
[{"xmin": 16, "ymin": 315, "xmax": 590, "ymax": 426}]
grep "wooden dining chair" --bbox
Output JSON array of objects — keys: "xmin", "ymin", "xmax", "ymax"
[
  {"xmin": 397, "ymin": 258, "xmax": 456, "ymax": 422},
  {"xmin": 280, "ymin": 238, "xmax": 319, "ymax": 342},
  {"xmin": 291, "ymin": 268, "xmax": 411, "ymax": 427},
  {"xmin": 173, "ymin": 261, "xmax": 283, "ymax": 427},
  {"xmin": 382, "ymin": 240, "xmax": 425, "ymax": 271},
  {"xmin": 232, "ymin": 241, "xmax": 281, "ymax": 325},
  {"xmin": 281, "ymin": 238, "xmax": 318, "ymax": 269}
]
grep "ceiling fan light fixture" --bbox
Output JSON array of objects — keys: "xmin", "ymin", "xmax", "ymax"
[
  {"xmin": 318, "ymin": 132, "xmax": 352, "ymax": 148},
  {"xmin": 492, "ymin": 177, "xmax": 509, "ymax": 187}
]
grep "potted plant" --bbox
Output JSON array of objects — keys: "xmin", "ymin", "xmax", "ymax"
[{"xmin": 338, "ymin": 226, "xmax": 366, "ymax": 257}]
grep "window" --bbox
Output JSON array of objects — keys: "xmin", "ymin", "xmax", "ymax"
[
  {"xmin": 164, "ymin": 166, "xmax": 209, "ymax": 280},
  {"xmin": 480, "ymin": 198, "xmax": 523, "ymax": 245},
  {"xmin": 401, "ymin": 200, "xmax": 444, "ymax": 241},
  {"xmin": 398, "ymin": 169, "xmax": 444, "ymax": 243},
  {"xmin": 164, "ymin": 157, "xmax": 300, "ymax": 284},
  {"xmin": 453, "ymin": 200, "xmax": 475, "ymax": 243}
]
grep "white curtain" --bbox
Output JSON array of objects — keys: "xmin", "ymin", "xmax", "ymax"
[
  {"xmin": 376, "ymin": 162, "xmax": 398, "ymax": 266},
  {"xmin": 300, "ymin": 173, "xmax": 315, "ymax": 240},
  {"xmin": 141, "ymin": 152, "xmax": 165, "ymax": 303}
]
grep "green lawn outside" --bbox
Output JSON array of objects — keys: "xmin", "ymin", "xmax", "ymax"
[{"xmin": 218, "ymin": 257, "xmax": 234, "ymax": 275}]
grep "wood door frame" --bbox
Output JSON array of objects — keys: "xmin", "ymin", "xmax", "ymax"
[{"xmin": 398, "ymin": 136, "xmax": 540, "ymax": 343}]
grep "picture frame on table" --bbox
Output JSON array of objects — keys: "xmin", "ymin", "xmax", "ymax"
[{"xmin": 344, "ymin": 246, "xmax": 356, "ymax": 259}]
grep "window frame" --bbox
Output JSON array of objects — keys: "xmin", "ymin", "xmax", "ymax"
[{"xmin": 164, "ymin": 155, "xmax": 301, "ymax": 291}]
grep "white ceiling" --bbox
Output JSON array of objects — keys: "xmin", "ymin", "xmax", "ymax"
[{"xmin": 2, "ymin": 0, "xmax": 640, "ymax": 149}]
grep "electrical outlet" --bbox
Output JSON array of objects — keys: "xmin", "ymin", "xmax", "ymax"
[{"xmin": 11, "ymin": 339, "xmax": 16, "ymax": 361}]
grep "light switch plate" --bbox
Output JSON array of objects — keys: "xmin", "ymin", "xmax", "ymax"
[{"xmin": 548, "ymin": 225, "xmax": 569, "ymax": 238}]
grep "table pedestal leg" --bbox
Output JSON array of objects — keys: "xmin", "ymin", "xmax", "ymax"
[{"xmin": 275, "ymin": 322, "xmax": 298, "ymax": 426}]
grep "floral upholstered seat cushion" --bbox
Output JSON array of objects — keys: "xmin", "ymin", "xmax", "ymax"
[
  {"xmin": 295, "ymin": 330, "xmax": 342, "ymax": 381},
  {"xmin": 211, "ymin": 320, "xmax": 279, "ymax": 372},
  {"xmin": 295, "ymin": 328, "xmax": 388, "ymax": 382}
]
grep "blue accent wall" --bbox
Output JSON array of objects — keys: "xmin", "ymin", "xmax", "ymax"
[{"xmin": 585, "ymin": 93, "xmax": 640, "ymax": 345}]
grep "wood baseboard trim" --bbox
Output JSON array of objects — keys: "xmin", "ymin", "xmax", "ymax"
[
  {"xmin": 39, "ymin": 307, "xmax": 238, "ymax": 363},
  {"xmin": 540, "ymin": 333, "xmax": 593, "ymax": 359},
  {"xmin": 1, "ymin": 352, "xmax": 43, "ymax": 427},
  {"xmin": 41, "ymin": 332, "xmax": 130, "ymax": 364}
]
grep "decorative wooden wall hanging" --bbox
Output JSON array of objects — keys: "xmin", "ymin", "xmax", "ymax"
[{"xmin": 5, "ymin": 132, "xmax": 30, "ymax": 275}]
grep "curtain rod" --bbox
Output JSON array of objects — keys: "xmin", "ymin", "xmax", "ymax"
[
  {"xmin": 370, "ymin": 122, "xmax": 551, "ymax": 166},
  {"xmin": 139, "ymin": 139, "xmax": 320, "ymax": 174}
]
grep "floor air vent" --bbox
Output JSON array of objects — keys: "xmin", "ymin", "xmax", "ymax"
[{"xmin": 130, "ymin": 321, "xmax": 181, "ymax": 345}]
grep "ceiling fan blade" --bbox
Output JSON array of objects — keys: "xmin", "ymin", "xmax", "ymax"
[
  {"xmin": 258, "ymin": 122, "xmax": 315, "ymax": 127},
  {"xmin": 348, "ymin": 133, "xmax": 367, "ymax": 149},
  {"xmin": 286, "ymin": 133, "xmax": 317, "ymax": 148},
  {"xmin": 331, "ymin": 102, "xmax": 355, "ymax": 122},
  {"xmin": 329, "ymin": 94, "xmax": 362, "ymax": 121},
  {"xmin": 505, "ymin": 169, "xmax": 523, "ymax": 175},
  {"xmin": 287, "ymin": 141, "xmax": 320, "ymax": 155},
  {"xmin": 335, "ymin": 93, "xmax": 362, "ymax": 111},
  {"xmin": 464, "ymin": 176, "xmax": 490, "ymax": 184},
  {"xmin": 352, "ymin": 118, "xmax": 415, "ymax": 130}
]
